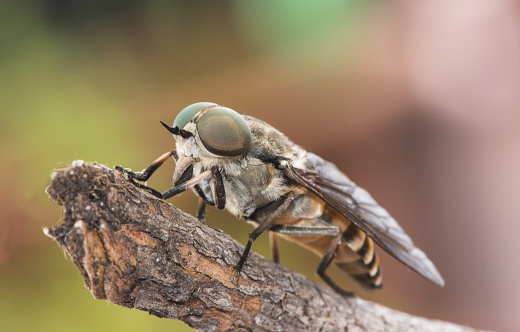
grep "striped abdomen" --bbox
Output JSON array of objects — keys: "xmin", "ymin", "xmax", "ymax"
[
  {"xmin": 276, "ymin": 194, "xmax": 383, "ymax": 289},
  {"xmin": 334, "ymin": 220, "xmax": 382, "ymax": 289}
]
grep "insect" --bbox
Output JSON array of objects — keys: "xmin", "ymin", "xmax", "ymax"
[{"xmin": 116, "ymin": 102, "xmax": 444, "ymax": 295}]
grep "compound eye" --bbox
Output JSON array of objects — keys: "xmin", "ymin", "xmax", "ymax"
[
  {"xmin": 172, "ymin": 102, "xmax": 217, "ymax": 139},
  {"xmin": 197, "ymin": 107, "xmax": 251, "ymax": 156}
]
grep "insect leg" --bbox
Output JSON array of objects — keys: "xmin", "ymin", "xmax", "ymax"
[
  {"xmin": 233, "ymin": 191, "xmax": 295, "ymax": 274},
  {"xmin": 116, "ymin": 150, "xmax": 175, "ymax": 182},
  {"xmin": 270, "ymin": 225, "xmax": 341, "ymax": 236},
  {"xmin": 115, "ymin": 150, "xmax": 176, "ymax": 198},
  {"xmin": 267, "ymin": 224, "xmax": 341, "ymax": 265},
  {"xmin": 269, "ymin": 232, "xmax": 280, "ymax": 264},
  {"xmin": 121, "ymin": 177, "xmax": 164, "ymax": 198},
  {"xmin": 211, "ymin": 167, "xmax": 226, "ymax": 210},
  {"xmin": 161, "ymin": 169, "xmax": 212, "ymax": 199},
  {"xmin": 317, "ymin": 236, "xmax": 354, "ymax": 297},
  {"xmin": 195, "ymin": 194, "xmax": 224, "ymax": 234},
  {"xmin": 196, "ymin": 198, "xmax": 207, "ymax": 221}
]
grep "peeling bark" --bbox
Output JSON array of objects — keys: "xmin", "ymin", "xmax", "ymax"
[{"xmin": 44, "ymin": 161, "xmax": 485, "ymax": 332}]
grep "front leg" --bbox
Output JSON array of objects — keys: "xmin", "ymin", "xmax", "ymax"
[
  {"xmin": 211, "ymin": 166, "xmax": 226, "ymax": 210},
  {"xmin": 116, "ymin": 150, "xmax": 175, "ymax": 182},
  {"xmin": 159, "ymin": 169, "xmax": 213, "ymax": 200},
  {"xmin": 115, "ymin": 150, "xmax": 176, "ymax": 198},
  {"xmin": 121, "ymin": 169, "xmax": 212, "ymax": 200},
  {"xmin": 117, "ymin": 152, "xmax": 212, "ymax": 202}
]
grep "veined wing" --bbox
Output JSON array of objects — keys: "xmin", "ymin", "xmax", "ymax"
[{"xmin": 283, "ymin": 152, "xmax": 445, "ymax": 286}]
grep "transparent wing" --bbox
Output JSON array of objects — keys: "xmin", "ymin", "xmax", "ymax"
[{"xmin": 283, "ymin": 152, "xmax": 444, "ymax": 286}]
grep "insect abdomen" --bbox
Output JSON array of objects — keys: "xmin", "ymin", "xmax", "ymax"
[
  {"xmin": 335, "ymin": 222, "xmax": 383, "ymax": 289},
  {"xmin": 277, "ymin": 194, "xmax": 383, "ymax": 289}
]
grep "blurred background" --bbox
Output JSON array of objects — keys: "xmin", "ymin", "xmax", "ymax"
[{"xmin": 1, "ymin": 0, "xmax": 519, "ymax": 331}]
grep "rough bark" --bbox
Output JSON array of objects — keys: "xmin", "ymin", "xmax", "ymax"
[{"xmin": 44, "ymin": 160, "xmax": 485, "ymax": 332}]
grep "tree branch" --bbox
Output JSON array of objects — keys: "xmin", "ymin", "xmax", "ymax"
[{"xmin": 44, "ymin": 160, "xmax": 483, "ymax": 332}]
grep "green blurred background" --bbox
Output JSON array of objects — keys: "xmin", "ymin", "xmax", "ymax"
[{"xmin": 2, "ymin": 1, "xmax": 520, "ymax": 331}]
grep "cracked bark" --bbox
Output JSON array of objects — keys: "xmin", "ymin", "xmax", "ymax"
[{"xmin": 44, "ymin": 161, "xmax": 485, "ymax": 332}]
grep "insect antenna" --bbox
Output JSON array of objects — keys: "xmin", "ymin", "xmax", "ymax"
[{"xmin": 160, "ymin": 120, "xmax": 193, "ymax": 139}]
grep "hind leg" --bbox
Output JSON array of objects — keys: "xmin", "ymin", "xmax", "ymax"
[{"xmin": 317, "ymin": 235, "xmax": 354, "ymax": 297}]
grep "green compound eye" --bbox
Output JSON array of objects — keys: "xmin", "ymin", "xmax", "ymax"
[
  {"xmin": 196, "ymin": 106, "xmax": 251, "ymax": 156},
  {"xmin": 172, "ymin": 102, "xmax": 217, "ymax": 139}
]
